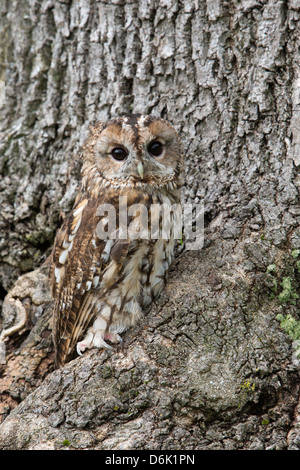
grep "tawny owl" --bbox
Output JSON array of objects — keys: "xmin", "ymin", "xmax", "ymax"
[{"xmin": 50, "ymin": 114, "xmax": 184, "ymax": 367}]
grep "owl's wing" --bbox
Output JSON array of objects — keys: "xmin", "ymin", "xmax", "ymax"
[{"xmin": 50, "ymin": 190, "xmax": 129, "ymax": 367}]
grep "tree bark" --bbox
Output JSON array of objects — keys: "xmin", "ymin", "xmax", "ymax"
[{"xmin": 0, "ymin": 0, "xmax": 300, "ymax": 450}]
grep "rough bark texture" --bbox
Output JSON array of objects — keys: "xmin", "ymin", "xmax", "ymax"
[{"xmin": 0, "ymin": 0, "xmax": 300, "ymax": 450}]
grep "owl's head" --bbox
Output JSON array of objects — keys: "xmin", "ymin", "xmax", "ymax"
[{"xmin": 81, "ymin": 114, "xmax": 184, "ymax": 191}]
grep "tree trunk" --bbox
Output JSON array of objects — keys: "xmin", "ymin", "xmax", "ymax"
[{"xmin": 0, "ymin": 0, "xmax": 300, "ymax": 450}]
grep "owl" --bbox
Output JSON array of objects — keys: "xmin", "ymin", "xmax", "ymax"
[{"xmin": 50, "ymin": 114, "xmax": 184, "ymax": 367}]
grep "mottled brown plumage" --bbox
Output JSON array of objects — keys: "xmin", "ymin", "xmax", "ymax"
[{"xmin": 50, "ymin": 114, "xmax": 184, "ymax": 367}]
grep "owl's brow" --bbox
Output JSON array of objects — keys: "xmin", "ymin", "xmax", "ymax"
[
  {"xmin": 105, "ymin": 114, "xmax": 170, "ymax": 149},
  {"xmin": 124, "ymin": 114, "xmax": 167, "ymax": 142},
  {"xmin": 103, "ymin": 114, "xmax": 140, "ymax": 142},
  {"xmin": 122, "ymin": 113, "xmax": 147, "ymax": 142},
  {"xmin": 123, "ymin": 113, "xmax": 143, "ymax": 126}
]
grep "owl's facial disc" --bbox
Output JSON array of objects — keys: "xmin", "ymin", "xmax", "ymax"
[
  {"xmin": 88, "ymin": 115, "xmax": 183, "ymax": 188},
  {"xmin": 107, "ymin": 137, "xmax": 175, "ymax": 185},
  {"xmin": 110, "ymin": 148, "xmax": 144, "ymax": 180}
]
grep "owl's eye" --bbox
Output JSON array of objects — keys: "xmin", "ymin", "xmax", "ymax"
[
  {"xmin": 111, "ymin": 147, "xmax": 128, "ymax": 161},
  {"xmin": 147, "ymin": 140, "xmax": 164, "ymax": 157}
]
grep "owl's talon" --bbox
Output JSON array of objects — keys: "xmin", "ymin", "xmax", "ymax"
[
  {"xmin": 76, "ymin": 342, "xmax": 88, "ymax": 356},
  {"xmin": 104, "ymin": 332, "xmax": 124, "ymax": 348},
  {"xmin": 117, "ymin": 335, "xmax": 124, "ymax": 350},
  {"xmin": 118, "ymin": 336, "xmax": 124, "ymax": 350}
]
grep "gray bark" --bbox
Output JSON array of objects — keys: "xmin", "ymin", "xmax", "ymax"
[{"xmin": 0, "ymin": 0, "xmax": 300, "ymax": 450}]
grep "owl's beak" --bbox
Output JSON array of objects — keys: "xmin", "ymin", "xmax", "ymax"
[{"xmin": 137, "ymin": 162, "xmax": 144, "ymax": 179}]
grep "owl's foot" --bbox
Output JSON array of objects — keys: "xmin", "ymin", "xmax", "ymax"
[
  {"xmin": 76, "ymin": 329, "xmax": 125, "ymax": 357},
  {"xmin": 76, "ymin": 314, "xmax": 128, "ymax": 357},
  {"xmin": 104, "ymin": 331, "xmax": 124, "ymax": 350},
  {"xmin": 76, "ymin": 333, "xmax": 113, "ymax": 357}
]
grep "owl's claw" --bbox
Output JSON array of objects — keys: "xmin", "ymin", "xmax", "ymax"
[
  {"xmin": 76, "ymin": 342, "xmax": 88, "ymax": 356},
  {"xmin": 118, "ymin": 336, "xmax": 124, "ymax": 350},
  {"xmin": 76, "ymin": 337, "xmax": 113, "ymax": 358},
  {"xmin": 76, "ymin": 327, "xmax": 125, "ymax": 359},
  {"xmin": 104, "ymin": 332, "xmax": 124, "ymax": 349}
]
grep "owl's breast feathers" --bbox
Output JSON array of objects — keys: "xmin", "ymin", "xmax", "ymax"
[{"xmin": 50, "ymin": 186, "xmax": 178, "ymax": 366}]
